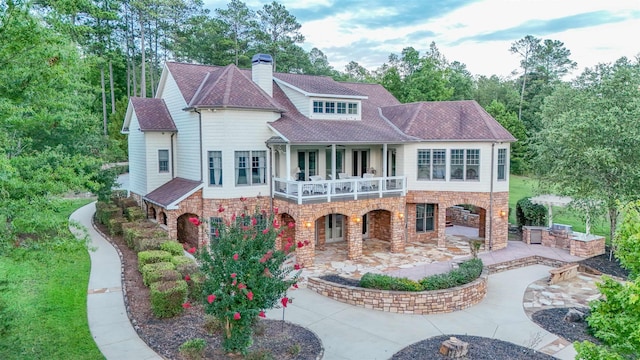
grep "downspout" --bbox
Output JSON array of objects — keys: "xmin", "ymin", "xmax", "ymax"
[
  {"xmin": 195, "ymin": 109, "xmax": 203, "ymax": 182},
  {"xmin": 489, "ymin": 142, "xmax": 496, "ymax": 250}
]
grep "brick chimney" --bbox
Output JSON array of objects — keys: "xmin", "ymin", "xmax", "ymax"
[{"xmin": 251, "ymin": 54, "xmax": 273, "ymax": 97}]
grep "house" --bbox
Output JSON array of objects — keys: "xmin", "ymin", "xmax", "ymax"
[{"xmin": 122, "ymin": 54, "xmax": 515, "ymax": 266}]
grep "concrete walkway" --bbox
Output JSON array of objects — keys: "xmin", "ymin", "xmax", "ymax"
[
  {"xmin": 70, "ymin": 202, "xmax": 161, "ymax": 360},
  {"xmin": 73, "ymin": 200, "xmax": 580, "ymax": 359}
]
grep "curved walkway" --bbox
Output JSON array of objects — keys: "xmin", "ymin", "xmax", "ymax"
[
  {"xmin": 72, "ymin": 201, "xmax": 577, "ymax": 360},
  {"xmin": 70, "ymin": 202, "xmax": 161, "ymax": 360}
]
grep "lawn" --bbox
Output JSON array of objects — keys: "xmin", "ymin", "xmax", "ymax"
[
  {"xmin": 0, "ymin": 199, "xmax": 104, "ymax": 360},
  {"xmin": 509, "ymin": 175, "xmax": 610, "ymax": 239}
]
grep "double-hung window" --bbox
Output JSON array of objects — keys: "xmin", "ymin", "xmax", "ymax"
[
  {"xmin": 416, "ymin": 204, "xmax": 435, "ymax": 232},
  {"xmin": 325, "ymin": 101, "xmax": 335, "ymax": 113},
  {"xmin": 497, "ymin": 148, "xmax": 506, "ymax": 181},
  {"xmin": 158, "ymin": 150, "xmax": 169, "ymax": 173},
  {"xmin": 417, "ymin": 149, "xmax": 446, "ymax": 180},
  {"xmin": 234, "ymin": 151, "xmax": 266, "ymax": 186},
  {"xmin": 208, "ymin": 151, "xmax": 222, "ymax": 186},
  {"xmin": 450, "ymin": 149, "xmax": 480, "ymax": 181},
  {"xmin": 313, "ymin": 101, "xmax": 323, "ymax": 113},
  {"xmin": 209, "ymin": 217, "xmax": 223, "ymax": 243},
  {"xmin": 348, "ymin": 103, "xmax": 358, "ymax": 114},
  {"xmin": 337, "ymin": 102, "xmax": 346, "ymax": 114}
]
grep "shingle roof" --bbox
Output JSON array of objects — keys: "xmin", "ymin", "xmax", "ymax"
[
  {"xmin": 273, "ymin": 73, "xmax": 366, "ymax": 98},
  {"xmin": 380, "ymin": 101, "xmax": 516, "ymax": 142},
  {"xmin": 129, "ymin": 97, "xmax": 176, "ymax": 132},
  {"xmin": 144, "ymin": 177, "xmax": 202, "ymax": 208},
  {"xmin": 166, "ymin": 62, "xmax": 283, "ymax": 111}
]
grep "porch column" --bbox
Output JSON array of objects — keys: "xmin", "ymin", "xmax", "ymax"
[
  {"xmin": 295, "ymin": 225, "xmax": 316, "ymax": 267},
  {"xmin": 382, "ymin": 143, "xmax": 388, "ymax": 178},
  {"xmin": 437, "ymin": 204, "xmax": 446, "ymax": 248},
  {"xmin": 347, "ymin": 215, "xmax": 363, "ymax": 260},
  {"xmin": 285, "ymin": 144, "xmax": 291, "ymax": 180},
  {"xmin": 390, "ymin": 214, "xmax": 405, "ymax": 253}
]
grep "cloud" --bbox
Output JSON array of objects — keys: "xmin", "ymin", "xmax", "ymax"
[{"xmin": 453, "ymin": 10, "xmax": 640, "ymax": 44}]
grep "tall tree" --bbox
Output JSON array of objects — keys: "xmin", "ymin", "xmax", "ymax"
[
  {"xmin": 447, "ymin": 61, "xmax": 474, "ymax": 100},
  {"xmin": 215, "ymin": 0, "xmax": 256, "ymax": 67},
  {"xmin": 255, "ymin": 1, "xmax": 304, "ymax": 71},
  {"xmin": 535, "ymin": 39, "xmax": 577, "ymax": 83},
  {"xmin": 509, "ymin": 35, "xmax": 540, "ymax": 123},
  {"xmin": 306, "ymin": 47, "xmax": 336, "ymax": 76},
  {"xmin": 485, "ymin": 100, "xmax": 528, "ymax": 174},
  {"xmin": 533, "ymin": 57, "xmax": 640, "ymax": 242}
]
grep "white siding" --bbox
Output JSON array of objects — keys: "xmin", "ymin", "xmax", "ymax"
[
  {"xmin": 162, "ymin": 71, "xmax": 200, "ymax": 181},
  {"xmin": 145, "ymin": 132, "xmax": 174, "ymax": 192},
  {"xmin": 402, "ymin": 142, "xmax": 511, "ymax": 193},
  {"xmin": 278, "ymin": 85, "xmax": 308, "ymax": 114},
  {"xmin": 201, "ymin": 109, "xmax": 280, "ymax": 199},
  {"xmin": 127, "ymin": 112, "xmax": 147, "ymax": 195}
]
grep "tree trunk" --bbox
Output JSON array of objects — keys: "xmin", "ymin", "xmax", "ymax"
[
  {"xmin": 109, "ymin": 60, "xmax": 115, "ymax": 113},
  {"xmin": 518, "ymin": 67, "xmax": 527, "ymax": 122},
  {"xmin": 140, "ymin": 15, "xmax": 146, "ymax": 98},
  {"xmin": 609, "ymin": 207, "xmax": 618, "ymax": 261},
  {"xmin": 101, "ymin": 66, "xmax": 108, "ymax": 136}
]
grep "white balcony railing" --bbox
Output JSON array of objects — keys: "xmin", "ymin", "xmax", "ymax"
[{"xmin": 273, "ymin": 176, "xmax": 406, "ymax": 204}]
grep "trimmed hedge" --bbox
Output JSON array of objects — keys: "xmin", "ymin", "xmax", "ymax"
[
  {"xmin": 145, "ymin": 268, "xmax": 181, "ymax": 286},
  {"xmin": 125, "ymin": 206, "xmax": 145, "ymax": 222},
  {"xmin": 95, "ymin": 201, "xmax": 121, "ymax": 225},
  {"xmin": 142, "ymin": 262, "xmax": 176, "ymax": 286},
  {"xmin": 108, "ymin": 216, "xmax": 126, "ymax": 236},
  {"xmin": 161, "ymin": 241, "xmax": 185, "ymax": 256},
  {"xmin": 173, "ymin": 256, "xmax": 198, "ymax": 275},
  {"xmin": 150, "ymin": 280, "xmax": 188, "ymax": 318},
  {"xmin": 135, "ymin": 236, "xmax": 171, "ymax": 253},
  {"xmin": 138, "ymin": 250, "xmax": 174, "ymax": 272},
  {"xmin": 359, "ymin": 258, "xmax": 483, "ymax": 292}
]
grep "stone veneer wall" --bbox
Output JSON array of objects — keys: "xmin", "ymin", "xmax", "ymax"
[
  {"xmin": 307, "ymin": 271, "xmax": 488, "ymax": 315},
  {"xmin": 446, "ymin": 206, "xmax": 481, "ymax": 228},
  {"xmin": 570, "ymin": 237, "xmax": 605, "ymax": 257},
  {"xmin": 406, "ymin": 191, "xmax": 509, "ymax": 251},
  {"xmin": 522, "ymin": 227, "xmax": 606, "ymax": 258}
]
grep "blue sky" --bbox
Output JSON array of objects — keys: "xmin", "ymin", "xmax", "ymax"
[{"xmin": 204, "ymin": 0, "xmax": 640, "ymax": 78}]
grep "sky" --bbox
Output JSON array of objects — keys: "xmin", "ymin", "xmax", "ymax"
[{"xmin": 204, "ymin": 0, "xmax": 640, "ymax": 78}]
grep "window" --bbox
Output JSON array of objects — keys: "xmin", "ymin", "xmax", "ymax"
[
  {"xmin": 348, "ymin": 103, "xmax": 358, "ymax": 114},
  {"xmin": 417, "ymin": 149, "xmax": 446, "ymax": 180},
  {"xmin": 208, "ymin": 151, "xmax": 222, "ymax": 186},
  {"xmin": 158, "ymin": 150, "xmax": 169, "ymax": 172},
  {"xmin": 325, "ymin": 149, "xmax": 344, "ymax": 176},
  {"xmin": 325, "ymin": 101, "xmax": 335, "ymax": 113},
  {"xmin": 337, "ymin": 102, "xmax": 346, "ymax": 114},
  {"xmin": 313, "ymin": 101, "xmax": 323, "ymax": 113},
  {"xmin": 497, "ymin": 148, "xmax": 506, "ymax": 180},
  {"xmin": 209, "ymin": 217, "xmax": 223, "ymax": 243},
  {"xmin": 450, "ymin": 149, "xmax": 480, "ymax": 181},
  {"xmin": 235, "ymin": 151, "xmax": 266, "ymax": 185},
  {"xmin": 416, "ymin": 204, "xmax": 435, "ymax": 232}
]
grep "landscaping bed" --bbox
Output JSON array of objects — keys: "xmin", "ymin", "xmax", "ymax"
[
  {"xmin": 95, "ymin": 218, "xmax": 323, "ymax": 359},
  {"xmin": 578, "ymin": 247, "xmax": 629, "ymax": 280},
  {"xmin": 532, "ymin": 307, "xmax": 600, "ymax": 344}
]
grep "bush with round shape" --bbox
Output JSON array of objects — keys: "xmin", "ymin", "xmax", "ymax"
[
  {"xmin": 141, "ymin": 262, "xmax": 176, "ymax": 286},
  {"xmin": 149, "ymin": 280, "xmax": 187, "ymax": 318},
  {"xmin": 138, "ymin": 250, "xmax": 173, "ymax": 272},
  {"xmin": 160, "ymin": 240, "xmax": 184, "ymax": 256}
]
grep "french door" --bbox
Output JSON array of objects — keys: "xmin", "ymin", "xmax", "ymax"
[
  {"xmin": 297, "ymin": 151, "xmax": 317, "ymax": 181},
  {"xmin": 352, "ymin": 150, "xmax": 369, "ymax": 177},
  {"xmin": 325, "ymin": 214, "xmax": 344, "ymax": 243}
]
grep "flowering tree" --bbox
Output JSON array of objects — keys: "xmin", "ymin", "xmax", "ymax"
[{"xmin": 191, "ymin": 206, "xmax": 300, "ymax": 354}]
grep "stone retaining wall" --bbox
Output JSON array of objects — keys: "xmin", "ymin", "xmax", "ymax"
[
  {"xmin": 446, "ymin": 205, "xmax": 480, "ymax": 228},
  {"xmin": 308, "ymin": 256, "xmax": 576, "ymax": 314},
  {"xmin": 307, "ymin": 270, "xmax": 488, "ymax": 315}
]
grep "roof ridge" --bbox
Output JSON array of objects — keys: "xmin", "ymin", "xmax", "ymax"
[
  {"xmin": 189, "ymin": 71, "xmax": 211, "ymax": 106},
  {"xmin": 223, "ymin": 65, "xmax": 235, "ymax": 105},
  {"xmin": 377, "ymin": 107, "xmax": 420, "ymax": 140}
]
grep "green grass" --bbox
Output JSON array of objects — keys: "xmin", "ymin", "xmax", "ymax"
[
  {"xmin": 509, "ymin": 175, "xmax": 610, "ymax": 239},
  {"xmin": 0, "ymin": 199, "xmax": 104, "ymax": 360}
]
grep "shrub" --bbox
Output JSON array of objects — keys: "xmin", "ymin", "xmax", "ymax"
[
  {"xmin": 179, "ymin": 338, "xmax": 206, "ymax": 360},
  {"xmin": 421, "ymin": 258, "xmax": 484, "ymax": 290},
  {"xmin": 138, "ymin": 250, "xmax": 174, "ymax": 272},
  {"xmin": 186, "ymin": 272, "xmax": 205, "ymax": 301},
  {"xmin": 142, "ymin": 262, "xmax": 177, "ymax": 286},
  {"xmin": 160, "ymin": 241, "xmax": 184, "ymax": 256},
  {"xmin": 95, "ymin": 201, "xmax": 121, "ymax": 225},
  {"xmin": 125, "ymin": 206, "xmax": 145, "ymax": 222},
  {"xmin": 360, "ymin": 273, "xmax": 423, "ymax": 291},
  {"xmin": 516, "ymin": 197, "xmax": 547, "ymax": 228},
  {"xmin": 145, "ymin": 268, "xmax": 180, "ymax": 286},
  {"xmin": 172, "ymin": 255, "xmax": 196, "ymax": 271},
  {"xmin": 614, "ymin": 201, "xmax": 640, "ymax": 279},
  {"xmin": 135, "ymin": 236, "xmax": 170, "ymax": 253},
  {"xmin": 149, "ymin": 280, "xmax": 187, "ymax": 318},
  {"xmin": 107, "ymin": 216, "xmax": 126, "ymax": 236}
]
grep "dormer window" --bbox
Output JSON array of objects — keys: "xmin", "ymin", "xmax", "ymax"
[{"xmin": 312, "ymin": 100, "xmax": 359, "ymax": 116}]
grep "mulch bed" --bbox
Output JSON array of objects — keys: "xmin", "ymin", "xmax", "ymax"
[
  {"xmin": 578, "ymin": 247, "xmax": 629, "ymax": 280},
  {"xmin": 319, "ymin": 274, "xmax": 361, "ymax": 287},
  {"xmin": 532, "ymin": 307, "xmax": 600, "ymax": 344},
  {"xmin": 391, "ymin": 335, "xmax": 556, "ymax": 360},
  {"xmin": 95, "ymin": 220, "xmax": 323, "ymax": 359}
]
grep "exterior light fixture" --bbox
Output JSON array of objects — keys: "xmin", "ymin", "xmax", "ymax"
[
  {"xmin": 398, "ymin": 212, "xmax": 404, "ymax": 219},
  {"xmin": 353, "ymin": 215, "xmax": 361, "ymax": 223},
  {"xmin": 305, "ymin": 221, "xmax": 312, "ymax": 228},
  {"xmin": 499, "ymin": 210, "xmax": 507, "ymax": 218}
]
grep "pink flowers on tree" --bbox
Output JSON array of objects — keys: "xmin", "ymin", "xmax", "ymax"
[{"xmin": 192, "ymin": 203, "xmax": 300, "ymax": 354}]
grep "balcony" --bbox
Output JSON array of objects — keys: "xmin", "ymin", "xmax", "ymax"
[{"xmin": 273, "ymin": 175, "xmax": 406, "ymax": 204}]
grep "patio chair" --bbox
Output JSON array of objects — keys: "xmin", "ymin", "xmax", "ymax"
[
  {"xmin": 308, "ymin": 175, "xmax": 327, "ymax": 194},
  {"xmin": 361, "ymin": 173, "xmax": 375, "ymax": 191}
]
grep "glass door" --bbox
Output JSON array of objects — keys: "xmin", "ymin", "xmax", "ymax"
[
  {"xmin": 297, "ymin": 151, "xmax": 317, "ymax": 181},
  {"xmin": 325, "ymin": 214, "xmax": 344, "ymax": 243},
  {"xmin": 362, "ymin": 214, "xmax": 369, "ymax": 239},
  {"xmin": 352, "ymin": 149, "xmax": 369, "ymax": 177}
]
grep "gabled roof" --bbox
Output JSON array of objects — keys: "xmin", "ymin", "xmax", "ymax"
[
  {"xmin": 125, "ymin": 98, "xmax": 176, "ymax": 132},
  {"xmin": 166, "ymin": 62, "xmax": 283, "ymax": 112},
  {"xmin": 273, "ymin": 73, "xmax": 367, "ymax": 99},
  {"xmin": 380, "ymin": 101, "xmax": 516, "ymax": 142},
  {"xmin": 144, "ymin": 177, "xmax": 203, "ymax": 210}
]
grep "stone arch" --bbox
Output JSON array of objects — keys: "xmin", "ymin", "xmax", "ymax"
[
  {"xmin": 176, "ymin": 212, "xmax": 200, "ymax": 249},
  {"xmin": 277, "ymin": 213, "xmax": 296, "ymax": 250},
  {"xmin": 159, "ymin": 212, "xmax": 168, "ymax": 225},
  {"xmin": 149, "ymin": 207, "xmax": 157, "ymax": 221}
]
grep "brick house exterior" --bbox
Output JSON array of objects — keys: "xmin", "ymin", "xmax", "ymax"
[{"xmin": 122, "ymin": 54, "xmax": 515, "ymax": 266}]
